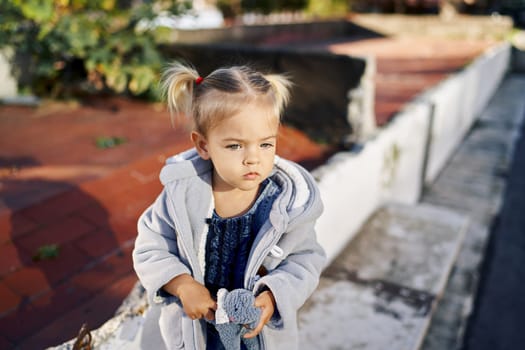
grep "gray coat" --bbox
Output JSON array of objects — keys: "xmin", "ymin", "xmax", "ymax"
[{"xmin": 132, "ymin": 149, "xmax": 326, "ymax": 349}]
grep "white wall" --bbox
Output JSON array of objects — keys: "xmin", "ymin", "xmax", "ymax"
[
  {"xmin": 314, "ymin": 42, "xmax": 511, "ymax": 264},
  {"xmin": 422, "ymin": 42, "xmax": 510, "ymax": 183},
  {"xmin": 313, "ymin": 101, "xmax": 431, "ymax": 261}
]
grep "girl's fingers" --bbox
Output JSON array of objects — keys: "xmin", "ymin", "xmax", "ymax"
[
  {"xmin": 205, "ymin": 309, "xmax": 215, "ymax": 321},
  {"xmin": 243, "ymin": 320, "xmax": 265, "ymax": 338},
  {"xmin": 244, "ymin": 306, "xmax": 271, "ymax": 338}
]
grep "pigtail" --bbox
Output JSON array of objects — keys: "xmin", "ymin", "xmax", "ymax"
[
  {"xmin": 161, "ymin": 62, "xmax": 200, "ymax": 124},
  {"xmin": 264, "ymin": 74, "xmax": 292, "ymax": 118}
]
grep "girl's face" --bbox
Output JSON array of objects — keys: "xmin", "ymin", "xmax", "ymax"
[{"xmin": 192, "ymin": 103, "xmax": 279, "ymax": 195}]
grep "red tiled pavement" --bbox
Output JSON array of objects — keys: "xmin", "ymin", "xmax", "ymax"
[
  {"xmin": 2, "ymin": 267, "xmax": 51, "ymax": 299},
  {"xmin": 0, "ymin": 30, "xmax": 499, "ymax": 348},
  {"xmin": 0, "ymin": 282, "xmax": 22, "ymax": 316}
]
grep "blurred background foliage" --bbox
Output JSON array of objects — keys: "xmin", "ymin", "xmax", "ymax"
[
  {"xmin": 0, "ymin": 0, "xmax": 510, "ymax": 100},
  {"xmin": 0, "ymin": 0, "xmax": 351, "ymax": 100},
  {"xmin": 0, "ymin": 0, "xmax": 191, "ymax": 99}
]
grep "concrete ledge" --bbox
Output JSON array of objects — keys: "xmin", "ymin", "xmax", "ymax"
[{"xmin": 298, "ymin": 203, "xmax": 469, "ymax": 350}]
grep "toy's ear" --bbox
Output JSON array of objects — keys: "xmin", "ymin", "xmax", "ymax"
[{"xmin": 215, "ymin": 289, "xmax": 230, "ymax": 325}]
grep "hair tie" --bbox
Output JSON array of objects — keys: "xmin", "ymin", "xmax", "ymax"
[{"xmin": 195, "ymin": 76, "xmax": 204, "ymax": 85}]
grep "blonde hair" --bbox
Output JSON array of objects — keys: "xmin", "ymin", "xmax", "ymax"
[{"xmin": 161, "ymin": 62, "xmax": 292, "ymax": 134}]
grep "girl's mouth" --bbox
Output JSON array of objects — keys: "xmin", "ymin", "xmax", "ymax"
[{"xmin": 243, "ymin": 172, "xmax": 259, "ymax": 180}]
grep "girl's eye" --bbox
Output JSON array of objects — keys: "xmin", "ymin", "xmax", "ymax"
[
  {"xmin": 226, "ymin": 144, "xmax": 241, "ymax": 150},
  {"xmin": 261, "ymin": 143, "xmax": 274, "ymax": 149}
]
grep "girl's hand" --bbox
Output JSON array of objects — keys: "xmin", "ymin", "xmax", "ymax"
[
  {"xmin": 164, "ymin": 274, "xmax": 217, "ymax": 320},
  {"xmin": 243, "ymin": 290, "xmax": 275, "ymax": 339}
]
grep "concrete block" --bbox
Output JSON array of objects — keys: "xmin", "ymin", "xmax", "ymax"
[
  {"xmin": 322, "ymin": 204, "xmax": 468, "ymax": 293},
  {"xmin": 299, "ymin": 203, "xmax": 469, "ymax": 350},
  {"xmin": 298, "ymin": 279, "xmax": 431, "ymax": 350}
]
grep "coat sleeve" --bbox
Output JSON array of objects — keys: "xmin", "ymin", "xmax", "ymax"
[
  {"xmin": 254, "ymin": 201, "xmax": 326, "ymax": 330},
  {"xmin": 132, "ymin": 189, "xmax": 192, "ymax": 304}
]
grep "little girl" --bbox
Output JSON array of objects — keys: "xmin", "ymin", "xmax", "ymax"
[{"xmin": 132, "ymin": 62, "xmax": 326, "ymax": 349}]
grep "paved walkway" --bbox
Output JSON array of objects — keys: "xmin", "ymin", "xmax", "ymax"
[
  {"xmin": 462, "ymin": 75, "xmax": 525, "ymax": 349},
  {"xmin": 0, "ymin": 37, "xmax": 498, "ymax": 349},
  {"xmin": 420, "ymin": 73, "xmax": 525, "ymax": 350}
]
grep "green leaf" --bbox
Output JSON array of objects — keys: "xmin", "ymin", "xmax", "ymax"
[
  {"xmin": 128, "ymin": 66, "xmax": 156, "ymax": 95},
  {"xmin": 1, "ymin": 0, "xmax": 190, "ymax": 98},
  {"xmin": 95, "ymin": 136, "xmax": 127, "ymax": 149},
  {"xmin": 17, "ymin": 0, "xmax": 54, "ymax": 23},
  {"xmin": 33, "ymin": 244, "xmax": 60, "ymax": 261},
  {"xmin": 100, "ymin": 0, "xmax": 116, "ymax": 11},
  {"xmin": 105, "ymin": 69, "xmax": 128, "ymax": 93}
]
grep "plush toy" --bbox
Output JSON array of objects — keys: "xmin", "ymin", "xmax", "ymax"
[{"xmin": 211, "ymin": 288, "xmax": 262, "ymax": 350}]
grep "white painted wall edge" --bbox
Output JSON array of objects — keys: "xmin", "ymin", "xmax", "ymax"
[
  {"xmin": 314, "ymin": 41, "xmax": 511, "ymax": 264},
  {"xmin": 420, "ymin": 42, "xmax": 511, "ymax": 184}
]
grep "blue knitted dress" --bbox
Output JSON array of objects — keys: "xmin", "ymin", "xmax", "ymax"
[{"xmin": 204, "ymin": 178, "xmax": 281, "ymax": 350}]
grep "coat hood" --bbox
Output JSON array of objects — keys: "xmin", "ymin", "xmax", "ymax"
[{"xmin": 160, "ymin": 148, "xmax": 212, "ymax": 185}]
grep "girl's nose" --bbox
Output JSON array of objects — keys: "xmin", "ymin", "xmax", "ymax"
[{"xmin": 243, "ymin": 148, "xmax": 260, "ymax": 165}]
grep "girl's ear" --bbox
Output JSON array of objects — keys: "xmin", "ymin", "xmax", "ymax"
[{"xmin": 191, "ymin": 131, "xmax": 210, "ymax": 160}]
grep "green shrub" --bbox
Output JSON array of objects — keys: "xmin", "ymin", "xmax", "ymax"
[
  {"xmin": 0, "ymin": 0, "xmax": 190, "ymax": 99},
  {"xmin": 306, "ymin": 0, "xmax": 349, "ymax": 18}
]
